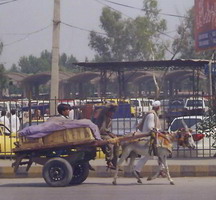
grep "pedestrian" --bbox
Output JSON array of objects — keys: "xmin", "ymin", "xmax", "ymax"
[
  {"xmin": 32, "ymin": 109, "xmax": 42, "ymax": 120},
  {"xmin": 43, "ymin": 108, "xmax": 50, "ymax": 121},
  {"xmin": 10, "ymin": 109, "xmax": 20, "ymax": 132},
  {"xmin": 0, "ymin": 110, "xmax": 10, "ymax": 134},
  {"xmin": 22, "ymin": 111, "xmax": 29, "ymax": 124},
  {"xmin": 134, "ymin": 100, "xmax": 163, "ymax": 178},
  {"xmin": 92, "ymin": 104, "xmax": 118, "ymax": 169}
]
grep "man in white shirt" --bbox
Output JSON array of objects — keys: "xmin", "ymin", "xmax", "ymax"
[
  {"xmin": 134, "ymin": 100, "xmax": 162, "ymax": 178},
  {"xmin": 0, "ymin": 110, "xmax": 10, "ymax": 134},
  {"xmin": 10, "ymin": 109, "xmax": 20, "ymax": 132}
]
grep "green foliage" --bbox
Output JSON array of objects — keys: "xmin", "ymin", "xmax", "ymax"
[
  {"xmin": 0, "ymin": 64, "xmax": 8, "ymax": 98},
  {"xmin": 15, "ymin": 50, "xmax": 78, "ymax": 74},
  {"xmin": 0, "ymin": 41, "xmax": 3, "ymax": 55},
  {"xmin": 172, "ymin": 7, "xmax": 213, "ymax": 59},
  {"xmin": 89, "ymin": 0, "xmax": 167, "ymax": 62},
  {"xmin": 197, "ymin": 114, "xmax": 216, "ymax": 148},
  {"xmin": 18, "ymin": 55, "xmax": 45, "ymax": 74},
  {"xmin": 40, "ymin": 50, "xmax": 52, "ymax": 70},
  {"xmin": 9, "ymin": 64, "xmax": 19, "ymax": 72},
  {"xmin": 59, "ymin": 53, "xmax": 80, "ymax": 72}
]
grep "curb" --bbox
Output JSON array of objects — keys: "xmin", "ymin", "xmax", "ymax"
[
  {"xmin": 1, "ymin": 165, "xmax": 216, "ymax": 178},
  {"xmin": 88, "ymin": 165, "xmax": 216, "ymax": 177}
]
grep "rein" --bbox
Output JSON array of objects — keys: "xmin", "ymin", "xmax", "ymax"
[{"xmin": 176, "ymin": 129, "xmax": 191, "ymax": 147}]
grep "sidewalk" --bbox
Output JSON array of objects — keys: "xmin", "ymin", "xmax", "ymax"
[{"xmin": 0, "ymin": 157, "xmax": 215, "ymax": 178}]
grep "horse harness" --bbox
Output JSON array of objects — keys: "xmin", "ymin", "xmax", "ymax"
[{"xmin": 176, "ymin": 128, "xmax": 192, "ymax": 147}]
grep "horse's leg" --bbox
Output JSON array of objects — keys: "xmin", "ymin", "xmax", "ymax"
[
  {"xmin": 112, "ymin": 146, "xmax": 132, "ymax": 185},
  {"xmin": 148, "ymin": 153, "xmax": 174, "ymax": 185},
  {"xmin": 162, "ymin": 155, "xmax": 174, "ymax": 185},
  {"xmin": 147, "ymin": 157, "xmax": 163, "ymax": 181},
  {"xmin": 133, "ymin": 154, "xmax": 150, "ymax": 184},
  {"xmin": 111, "ymin": 144, "xmax": 120, "ymax": 168},
  {"xmin": 128, "ymin": 152, "xmax": 137, "ymax": 171}
]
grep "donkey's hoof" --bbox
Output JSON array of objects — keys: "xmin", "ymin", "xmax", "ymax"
[
  {"xmin": 137, "ymin": 179, "xmax": 142, "ymax": 184},
  {"xmin": 170, "ymin": 181, "xmax": 175, "ymax": 185},
  {"xmin": 147, "ymin": 177, "xmax": 152, "ymax": 181},
  {"xmin": 112, "ymin": 181, "xmax": 117, "ymax": 185}
]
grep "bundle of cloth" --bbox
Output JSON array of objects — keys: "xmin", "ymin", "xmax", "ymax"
[{"xmin": 19, "ymin": 117, "xmax": 102, "ymax": 140}]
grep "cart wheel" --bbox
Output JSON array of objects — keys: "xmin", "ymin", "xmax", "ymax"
[
  {"xmin": 43, "ymin": 157, "xmax": 73, "ymax": 187},
  {"xmin": 70, "ymin": 162, "xmax": 89, "ymax": 185}
]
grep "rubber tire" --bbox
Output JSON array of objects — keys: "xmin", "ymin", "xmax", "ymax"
[
  {"xmin": 70, "ymin": 162, "xmax": 89, "ymax": 185},
  {"xmin": 43, "ymin": 157, "xmax": 73, "ymax": 187}
]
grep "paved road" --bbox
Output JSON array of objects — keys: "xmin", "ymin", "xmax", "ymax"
[{"xmin": 0, "ymin": 177, "xmax": 215, "ymax": 200}]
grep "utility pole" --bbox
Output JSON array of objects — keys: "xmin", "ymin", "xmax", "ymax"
[{"xmin": 50, "ymin": 0, "xmax": 60, "ymax": 115}]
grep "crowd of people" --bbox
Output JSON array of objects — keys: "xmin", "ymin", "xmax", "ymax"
[{"xmin": 0, "ymin": 109, "xmax": 20, "ymax": 133}]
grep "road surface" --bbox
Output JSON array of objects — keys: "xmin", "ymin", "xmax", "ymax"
[{"xmin": 0, "ymin": 177, "xmax": 215, "ymax": 200}]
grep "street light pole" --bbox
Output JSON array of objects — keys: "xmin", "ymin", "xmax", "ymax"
[{"xmin": 50, "ymin": 0, "xmax": 60, "ymax": 115}]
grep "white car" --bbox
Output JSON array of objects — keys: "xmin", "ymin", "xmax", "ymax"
[
  {"xmin": 130, "ymin": 98, "xmax": 153, "ymax": 117},
  {"xmin": 168, "ymin": 116, "xmax": 216, "ymax": 157},
  {"xmin": 184, "ymin": 97, "xmax": 209, "ymax": 115}
]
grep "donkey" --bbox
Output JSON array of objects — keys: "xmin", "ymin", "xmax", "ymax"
[{"xmin": 112, "ymin": 127, "xmax": 196, "ymax": 185}]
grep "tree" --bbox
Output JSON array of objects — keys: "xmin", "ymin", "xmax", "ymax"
[
  {"xmin": 89, "ymin": 0, "xmax": 167, "ymax": 62},
  {"xmin": 9, "ymin": 64, "xmax": 19, "ymax": 73},
  {"xmin": 172, "ymin": 7, "xmax": 212, "ymax": 59},
  {"xmin": 59, "ymin": 53, "xmax": 79, "ymax": 72},
  {"xmin": 0, "ymin": 64, "xmax": 8, "ymax": 98},
  {"xmin": 17, "ymin": 50, "xmax": 78, "ymax": 74},
  {"xmin": 64, "ymin": 55, "xmax": 80, "ymax": 72},
  {"xmin": 40, "ymin": 50, "xmax": 52, "ymax": 71},
  {"xmin": 0, "ymin": 41, "xmax": 3, "ymax": 56},
  {"xmin": 18, "ymin": 55, "xmax": 45, "ymax": 74}
]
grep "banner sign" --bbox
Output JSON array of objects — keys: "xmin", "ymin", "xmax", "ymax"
[{"xmin": 195, "ymin": 0, "xmax": 216, "ymax": 51}]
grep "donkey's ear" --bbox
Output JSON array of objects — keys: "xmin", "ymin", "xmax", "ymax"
[{"xmin": 181, "ymin": 119, "xmax": 189, "ymax": 131}]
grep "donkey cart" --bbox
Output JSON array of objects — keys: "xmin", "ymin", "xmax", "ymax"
[{"xmin": 12, "ymin": 126, "xmax": 145, "ymax": 187}]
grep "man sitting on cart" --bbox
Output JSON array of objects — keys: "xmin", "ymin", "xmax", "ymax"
[
  {"xmin": 56, "ymin": 103, "xmax": 118, "ymax": 169},
  {"xmin": 57, "ymin": 103, "xmax": 71, "ymax": 119}
]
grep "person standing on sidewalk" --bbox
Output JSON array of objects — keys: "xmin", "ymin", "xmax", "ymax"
[
  {"xmin": 0, "ymin": 110, "xmax": 10, "ymax": 134},
  {"xmin": 134, "ymin": 100, "xmax": 162, "ymax": 178},
  {"xmin": 10, "ymin": 109, "xmax": 20, "ymax": 133}
]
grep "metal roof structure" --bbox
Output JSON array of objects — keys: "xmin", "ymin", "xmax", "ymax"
[{"xmin": 75, "ymin": 59, "xmax": 211, "ymax": 71}]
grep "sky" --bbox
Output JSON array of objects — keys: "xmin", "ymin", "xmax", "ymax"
[{"xmin": 0, "ymin": 0, "xmax": 194, "ymax": 69}]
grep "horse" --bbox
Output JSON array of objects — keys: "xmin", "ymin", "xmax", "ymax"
[{"xmin": 112, "ymin": 127, "xmax": 196, "ymax": 185}]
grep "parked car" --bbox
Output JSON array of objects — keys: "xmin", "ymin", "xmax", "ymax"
[
  {"xmin": 111, "ymin": 118, "xmax": 138, "ymax": 136},
  {"xmin": 166, "ymin": 99, "xmax": 185, "ymax": 123},
  {"xmin": 160, "ymin": 99, "xmax": 169, "ymax": 118},
  {"xmin": 168, "ymin": 116, "xmax": 216, "ymax": 157},
  {"xmin": 130, "ymin": 98, "xmax": 153, "ymax": 117},
  {"xmin": 184, "ymin": 97, "xmax": 209, "ymax": 115}
]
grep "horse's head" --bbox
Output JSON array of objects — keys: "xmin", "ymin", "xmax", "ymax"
[{"xmin": 176, "ymin": 119, "xmax": 196, "ymax": 149}]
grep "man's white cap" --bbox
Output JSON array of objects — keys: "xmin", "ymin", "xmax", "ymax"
[{"xmin": 152, "ymin": 100, "xmax": 161, "ymax": 107}]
